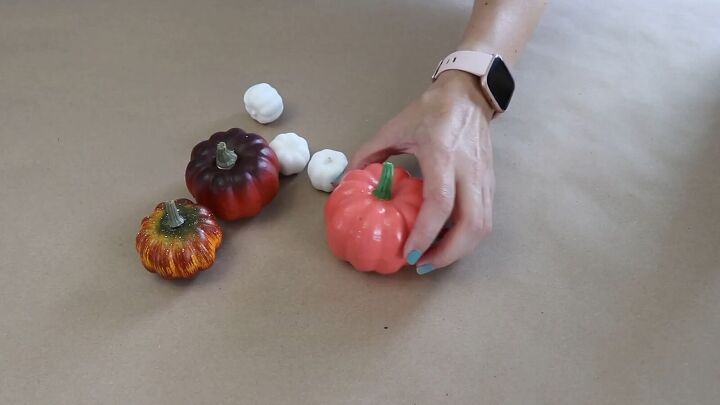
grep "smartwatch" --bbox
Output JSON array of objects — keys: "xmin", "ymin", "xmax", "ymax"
[{"xmin": 431, "ymin": 50, "xmax": 515, "ymax": 113}]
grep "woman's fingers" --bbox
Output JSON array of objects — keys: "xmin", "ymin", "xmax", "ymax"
[
  {"xmin": 415, "ymin": 176, "xmax": 493, "ymax": 274},
  {"xmin": 347, "ymin": 120, "xmax": 405, "ymax": 171},
  {"xmin": 347, "ymin": 142, "xmax": 393, "ymax": 172},
  {"xmin": 403, "ymin": 151, "xmax": 456, "ymax": 267}
]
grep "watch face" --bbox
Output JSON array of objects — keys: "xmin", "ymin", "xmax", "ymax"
[{"xmin": 487, "ymin": 57, "xmax": 514, "ymax": 111}]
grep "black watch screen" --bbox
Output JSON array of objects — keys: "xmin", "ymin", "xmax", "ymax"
[{"xmin": 487, "ymin": 57, "xmax": 515, "ymax": 111}]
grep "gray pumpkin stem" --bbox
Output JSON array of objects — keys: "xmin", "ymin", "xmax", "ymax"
[
  {"xmin": 164, "ymin": 200, "xmax": 185, "ymax": 228},
  {"xmin": 216, "ymin": 142, "xmax": 238, "ymax": 169}
]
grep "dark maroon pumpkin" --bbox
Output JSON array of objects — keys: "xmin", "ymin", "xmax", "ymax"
[{"xmin": 185, "ymin": 128, "xmax": 280, "ymax": 220}]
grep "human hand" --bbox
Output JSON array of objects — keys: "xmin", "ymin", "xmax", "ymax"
[{"xmin": 347, "ymin": 70, "xmax": 495, "ymax": 274}]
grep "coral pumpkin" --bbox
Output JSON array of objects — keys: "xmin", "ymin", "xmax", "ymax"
[
  {"xmin": 324, "ymin": 162, "xmax": 423, "ymax": 274},
  {"xmin": 136, "ymin": 199, "xmax": 223, "ymax": 279},
  {"xmin": 185, "ymin": 128, "xmax": 280, "ymax": 220}
]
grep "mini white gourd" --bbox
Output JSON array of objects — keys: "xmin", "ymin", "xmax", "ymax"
[
  {"xmin": 243, "ymin": 83, "xmax": 284, "ymax": 124},
  {"xmin": 269, "ymin": 133, "xmax": 310, "ymax": 175},
  {"xmin": 307, "ymin": 149, "xmax": 348, "ymax": 192}
]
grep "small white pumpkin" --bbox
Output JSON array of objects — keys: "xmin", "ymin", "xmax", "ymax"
[
  {"xmin": 243, "ymin": 83, "xmax": 284, "ymax": 124},
  {"xmin": 307, "ymin": 149, "xmax": 348, "ymax": 192},
  {"xmin": 269, "ymin": 133, "xmax": 310, "ymax": 175}
]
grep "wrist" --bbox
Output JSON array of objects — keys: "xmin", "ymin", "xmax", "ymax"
[
  {"xmin": 429, "ymin": 70, "xmax": 495, "ymax": 120},
  {"xmin": 457, "ymin": 41, "xmax": 495, "ymax": 54}
]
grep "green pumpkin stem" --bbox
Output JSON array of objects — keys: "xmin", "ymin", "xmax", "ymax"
[
  {"xmin": 164, "ymin": 200, "xmax": 185, "ymax": 228},
  {"xmin": 216, "ymin": 142, "xmax": 238, "ymax": 170},
  {"xmin": 372, "ymin": 162, "xmax": 394, "ymax": 200}
]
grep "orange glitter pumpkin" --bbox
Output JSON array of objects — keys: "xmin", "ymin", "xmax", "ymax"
[{"xmin": 135, "ymin": 199, "xmax": 223, "ymax": 279}]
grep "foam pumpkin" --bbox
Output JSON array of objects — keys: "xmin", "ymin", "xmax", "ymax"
[{"xmin": 324, "ymin": 162, "xmax": 423, "ymax": 274}]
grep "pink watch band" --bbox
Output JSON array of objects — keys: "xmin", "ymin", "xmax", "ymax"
[{"xmin": 431, "ymin": 50, "xmax": 494, "ymax": 81}]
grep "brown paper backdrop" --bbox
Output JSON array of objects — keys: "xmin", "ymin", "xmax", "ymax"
[{"xmin": 1, "ymin": 0, "xmax": 718, "ymax": 403}]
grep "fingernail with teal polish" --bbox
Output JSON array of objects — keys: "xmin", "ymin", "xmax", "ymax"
[
  {"xmin": 417, "ymin": 264, "xmax": 435, "ymax": 275},
  {"xmin": 407, "ymin": 250, "xmax": 422, "ymax": 265}
]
